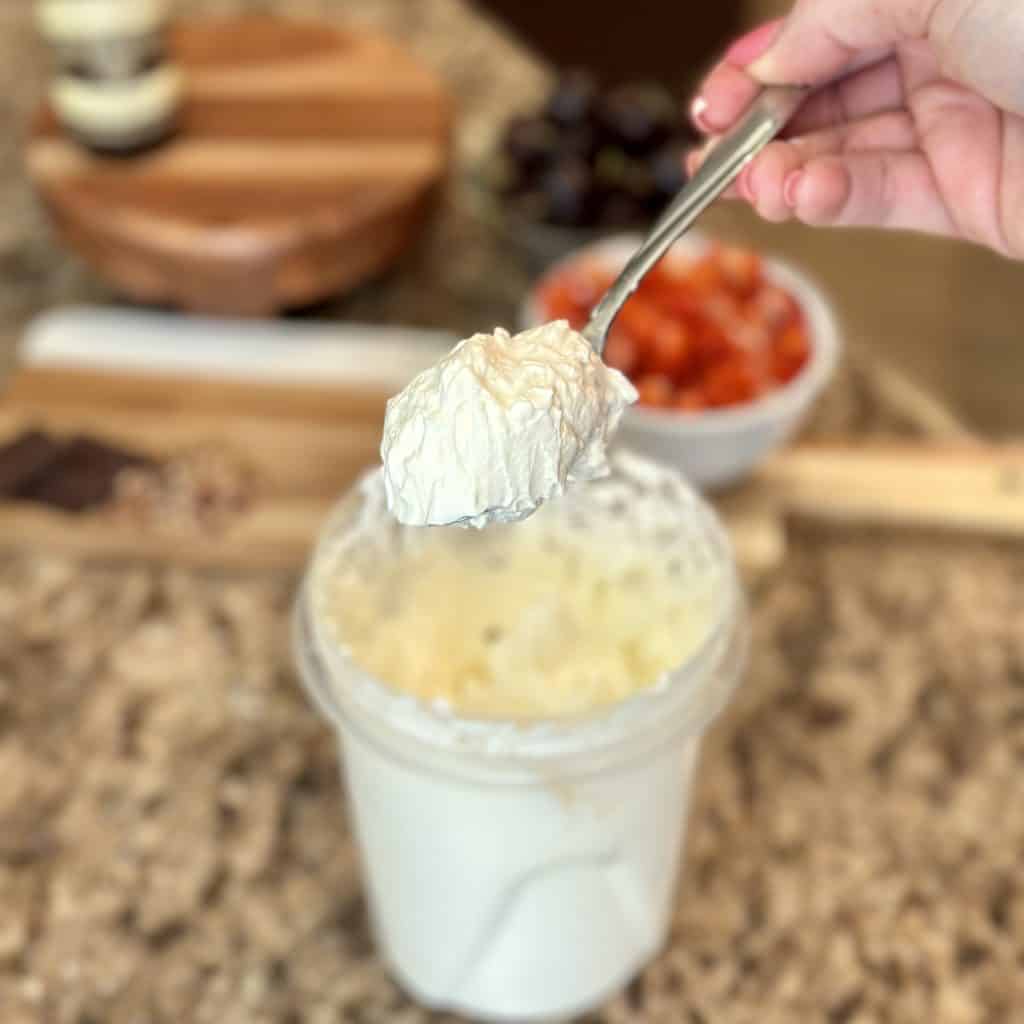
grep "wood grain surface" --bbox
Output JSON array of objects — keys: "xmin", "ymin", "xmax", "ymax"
[
  {"xmin": 27, "ymin": 16, "xmax": 453, "ymax": 316},
  {"xmin": 3, "ymin": 366, "xmax": 1022, "ymax": 573},
  {"xmin": 0, "ymin": 364, "xmax": 785, "ymax": 574}
]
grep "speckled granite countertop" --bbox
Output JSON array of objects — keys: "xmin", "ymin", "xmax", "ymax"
[{"xmin": 2, "ymin": 3, "xmax": 1024, "ymax": 1023}]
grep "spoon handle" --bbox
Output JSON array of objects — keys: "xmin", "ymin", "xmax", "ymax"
[{"xmin": 582, "ymin": 85, "xmax": 809, "ymax": 355}]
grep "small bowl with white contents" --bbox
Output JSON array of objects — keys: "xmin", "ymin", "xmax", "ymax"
[{"xmin": 521, "ymin": 233, "xmax": 842, "ymax": 490}]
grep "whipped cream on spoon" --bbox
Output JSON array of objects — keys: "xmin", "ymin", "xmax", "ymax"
[{"xmin": 382, "ymin": 320, "xmax": 635, "ymax": 528}]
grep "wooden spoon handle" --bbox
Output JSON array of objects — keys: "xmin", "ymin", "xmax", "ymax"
[{"xmin": 758, "ymin": 443, "xmax": 1024, "ymax": 536}]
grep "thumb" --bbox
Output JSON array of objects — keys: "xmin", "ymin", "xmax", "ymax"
[{"xmin": 747, "ymin": 0, "xmax": 935, "ymax": 86}]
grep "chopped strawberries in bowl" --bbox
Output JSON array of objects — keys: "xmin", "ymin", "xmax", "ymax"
[
  {"xmin": 522, "ymin": 233, "xmax": 841, "ymax": 489},
  {"xmin": 534, "ymin": 243, "xmax": 812, "ymax": 411}
]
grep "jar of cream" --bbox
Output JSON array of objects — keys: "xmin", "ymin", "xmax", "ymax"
[{"xmin": 36, "ymin": 0, "xmax": 182, "ymax": 153}]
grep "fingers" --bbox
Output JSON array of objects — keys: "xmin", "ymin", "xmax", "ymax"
[
  {"xmin": 688, "ymin": 110, "xmax": 955, "ymax": 236},
  {"xmin": 786, "ymin": 151, "xmax": 954, "ymax": 236},
  {"xmin": 908, "ymin": 76, "xmax": 1008, "ymax": 249},
  {"xmin": 688, "ymin": 111, "xmax": 916, "ymax": 213},
  {"xmin": 691, "ymin": 2, "xmax": 932, "ymax": 138},
  {"xmin": 790, "ymin": 111, "xmax": 919, "ymax": 161},
  {"xmin": 693, "ymin": 47, "xmax": 898, "ymax": 138},
  {"xmin": 682, "ymin": 1, "xmax": 1021, "ymax": 250},
  {"xmin": 732, "ymin": 0, "xmax": 1024, "ymax": 119},
  {"xmin": 692, "ymin": 62, "xmax": 762, "ymax": 135},
  {"xmin": 691, "ymin": 19, "xmax": 782, "ymax": 134},
  {"xmin": 784, "ymin": 56, "xmax": 905, "ymax": 135},
  {"xmin": 727, "ymin": 111, "xmax": 916, "ymax": 222},
  {"xmin": 687, "ymin": 55, "xmax": 912, "ymax": 213},
  {"xmin": 745, "ymin": 0, "xmax": 933, "ymax": 87}
]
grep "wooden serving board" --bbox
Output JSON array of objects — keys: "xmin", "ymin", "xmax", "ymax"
[
  {"xmin": 27, "ymin": 16, "xmax": 453, "ymax": 316},
  {"xmin": 757, "ymin": 443, "xmax": 1024, "ymax": 537},
  {"xmin": 1, "ymin": 360, "xmax": 787, "ymax": 574},
  {"xmin": 3, "ymin": 360, "xmax": 1024, "ymax": 576},
  {"xmin": 0, "ymin": 367, "xmax": 387, "ymax": 571}
]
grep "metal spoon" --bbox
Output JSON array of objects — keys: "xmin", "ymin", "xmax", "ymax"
[{"xmin": 581, "ymin": 85, "xmax": 809, "ymax": 356}]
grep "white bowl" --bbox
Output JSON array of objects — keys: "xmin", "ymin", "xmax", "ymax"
[{"xmin": 521, "ymin": 233, "xmax": 842, "ymax": 491}]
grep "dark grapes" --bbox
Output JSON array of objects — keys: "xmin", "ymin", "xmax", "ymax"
[
  {"xmin": 497, "ymin": 72, "xmax": 692, "ymax": 230},
  {"xmin": 540, "ymin": 155, "xmax": 601, "ymax": 228},
  {"xmin": 600, "ymin": 190, "xmax": 648, "ymax": 228},
  {"xmin": 650, "ymin": 142, "xmax": 687, "ymax": 200},
  {"xmin": 619, "ymin": 157, "xmax": 656, "ymax": 202},
  {"xmin": 593, "ymin": 146, "xmax": 630, "ymax": 189},
  {"xmin": 508, "ymin": 189, "xmax": 549, "ymax": 223},
  {"xmin": 599, "ymin": 83, "xmax": 676, "ymax": 155},
  {"xmin": 502, "ymin": 116, "xmax": 559, "ymax": 178},
  {"xmin": 545, "ymin": 69, "xmax": 599, "ymax": 130},
  {"xmin": 559, "ymin": 123, "xmax": 601, "ymax": 162}
]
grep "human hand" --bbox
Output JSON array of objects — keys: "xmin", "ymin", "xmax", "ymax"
[{"xmin": 689, "ymin": 0, "xmax": 1024, "ymax": 257}]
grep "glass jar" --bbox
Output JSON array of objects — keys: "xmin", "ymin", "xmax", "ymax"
[
  {"xmin": 36, "ymin": 0, "xmax": 182, "ymax": 153},
  {"xmin": 294, "ymin": 451, "xmax": 748, "ymax": 1021}
]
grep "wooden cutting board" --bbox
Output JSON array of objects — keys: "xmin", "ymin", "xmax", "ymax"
[
  {"xmin": 2, "ymin": 360, "xmax": 790, "ymax": 575},
  {"xmin": 3, "ymin": 361, "xmax": 1024, "ymax": 575},
  {"xmin": 26, "ymin": 16, "xmax": 453, "ymax": 316},
  {"xmin": 3, "ymin": 308, "xmax": 1022, "ymax": 574}
]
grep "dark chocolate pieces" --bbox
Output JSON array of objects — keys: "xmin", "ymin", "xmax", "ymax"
[
  {"xmin": 0, "ymin": 430, "xmax": 65, "ymax": 498},
  {"xmin": 0, "ymin": 430, "xmax": 156, "ymax": 513}
]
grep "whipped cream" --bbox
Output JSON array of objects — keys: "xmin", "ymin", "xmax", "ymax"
[{"xmin": 381, "ymin": 320, "xmax": 637, "ymax": 528}]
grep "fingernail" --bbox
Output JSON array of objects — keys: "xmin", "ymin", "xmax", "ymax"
[
  {"xmin": 725, "ymin": 19, "xmax": 783, "ymax": 67},
  {"xmin": 690, "ymin": 95, "xmax": 713, "ymax": 133},
  {"xmin": 783, "ymin": 170, "xmax": 804, "ymax": 208}
]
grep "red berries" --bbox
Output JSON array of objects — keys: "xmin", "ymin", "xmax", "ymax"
[{"xmin": 539, "ymin": 243, "xmax": 812, "ymax": 410}]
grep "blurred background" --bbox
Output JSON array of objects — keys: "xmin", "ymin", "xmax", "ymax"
[
  {"xmin": 1, "ymin": 0, "xmax": 1020, "ymax": 434},
  {"xmin": 479, "ymin": 0, "xmax": 1023, "ymax": 437}
]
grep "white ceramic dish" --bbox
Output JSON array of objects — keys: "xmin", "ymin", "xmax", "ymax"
[{"xmin": 521, "ymin": 233, "xmax": 842, "ymax": 490}]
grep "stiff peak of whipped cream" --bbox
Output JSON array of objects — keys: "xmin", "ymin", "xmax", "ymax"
[{"xmin": 381, "ymin": 320, "xmax": 638, "ymax": 528}]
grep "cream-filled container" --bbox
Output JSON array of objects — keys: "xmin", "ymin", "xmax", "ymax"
[
  {"xmin": 36, "ymin": 0, "xmax": 181, "ymax": 152},
  {"xmin": 294, "ymin": 451, "xmax": 747, "ymax": 1021}
]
